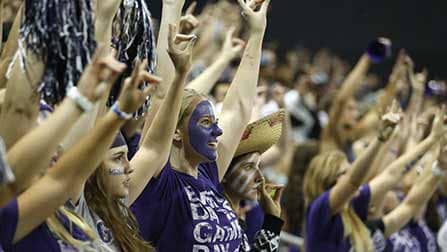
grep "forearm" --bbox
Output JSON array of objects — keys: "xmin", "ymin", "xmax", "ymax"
[
  {"xmin": 386, "ymin": 136, "xmax": 437, "ymax": 177},
  {"xmin": 6, "ymin": 99, "xmax": 83, "ymax": 193},
  {"xmin": 153, "ymin": 3, "xmax": 184, "ymax": 99},
  {"xmin": 51, "ymin": 110, "xmax": 125, "ymax": 182},
  {"xmin": 384, "ymin": 164, "xmax": 440, "ymax": 237},
  {"xmin": 222, "ymin": 33, "xmax": 263, "ymax": 119},
  {"xmin": 94, "ymin": 2, "xmax": 121, "ymax": 45},
  {"xmin": 187, "ymin": 56, "xmax": 231, "ymax": 94},
  {"xmin": 375, "ymin": 82, "xmax": 398, "ymax": 117},
  {"xmin": 406, "ymin": 89, "xmax": 424, "ymax": 116},
  {"xmin": 338, "ymin": 54, "xmax": 371, "ymax": 100},
  {"xmin": 365, "ymin": 137, "xmax": 393, "ymax": 182},
  {"xmin": 370, "ymin": 137, "xmax": 437, "ymax": 207},
  {"xmin": 349, "ymin": 138, "xmax": 381, "ymax": 185},
  {"xmin": 141, "ymin": 71, "xmax": 186, "ymax": 148},
  {"xmin": 129, "ymin": 72, "xmax": 187, "ymax": 203},
  {"xmin": 60, "ymin": 103, "xmax": 101, "ymax": 150},
  {"xmin": 216, "ymin": 33, "xmax": 264, "ymax": 179}
]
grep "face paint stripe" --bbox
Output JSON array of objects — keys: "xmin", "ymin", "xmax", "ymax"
[
  {"xmin": 238, "ymin": 170, "xmax": 256, "ymax": 194},
  {"xmin": 108, "ymin": 167, "xmax": 125, "ymax": 176}
]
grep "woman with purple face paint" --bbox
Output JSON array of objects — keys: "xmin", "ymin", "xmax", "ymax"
[
  {"xmin": 131, "ymin": 0, "xmax": 271, "ymax": 250},
  {"xmin": 73, "ymin": 24, "xmax": 196, "ymax": 252},
  {"xmin": 222, "ymin": 110, "xmax": 286, "ymax": 252}
]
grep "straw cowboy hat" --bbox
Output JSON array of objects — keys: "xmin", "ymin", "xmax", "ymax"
[{"xmin": 234, "ymin": 109, "xmax": 285, "ymax": 157}]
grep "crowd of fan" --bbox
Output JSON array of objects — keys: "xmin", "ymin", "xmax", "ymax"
[{"xmin": 0, "ymin": 0, "xmax": 447, "ymax": 252}]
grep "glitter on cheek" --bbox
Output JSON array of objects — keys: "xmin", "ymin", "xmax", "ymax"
[{"xmin": 108, "ymin": 167, "xmax": 125, "ymax": 176}]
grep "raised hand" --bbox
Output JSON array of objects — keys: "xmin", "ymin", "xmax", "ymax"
[
  {"xmin": 429, "ymin": 106, "xmax": 447, "ymax": 140},
  {"xmin": 237, "ymin": 0, "xmax": 271, "ymax": 34},
  {"xmin": 117, "ymin": 60, "xmax": 162, "ymax": 114},
  {"xmin": 378, "ymin": 100, "xmax": 402, "ymax": 142},
  {"xmin": 411, "ymin": 69, "xmax": 428, "ymax": 93},
  {"xmin": 257, "ymin": 171, "xmax": 284, "ymax": 217},
  {"xmin": 77, "ymin": 45, "xmax": 126, "ymax": 103},
  {"xmin": 179, "ymin": 2, "xmax": 199, "ymax": 35},
  {"xmin": 219, "ymin": 26, "xmax": 245, "ymax": 61},
  {"xmin": 167, "ymin": 24, "xmax": 197, "ymax": 74}
]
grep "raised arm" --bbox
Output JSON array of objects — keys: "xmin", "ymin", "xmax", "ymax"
[
  {"xmin": 94, "ymin": 0, "xmax": 122, "ymax": 45},
  {"xmin": 323, "ymin": 55, "xmax": 372, "ymax": 147},
  {"xmin": 368, "ymin": 107, "xmax": 446, "ymax": 208},
  {"xmin": 187, "ymin": 27, "xmax": 244, "ymax": 95},
  {"xmin": 139, "ymin": 0, "xmax": 186, "ymax": 144},
  {"xmin": 128, "ymin": 25, "xmax": 195, "ymax": 205},
  {"xmin": 2, "ymin": 48, "xmax": 126, "ymax": 206},
  {"xmin": 216, "ymin": 0, "xmax": 270, "ymax": 181},
  {"xmin": 153, "ymin": 0, "xmax": 185, "ymax": 98},
  {"xmin": 382, "ymin": 143, "xmax": 443, "ymax": 238},
  {"xmin": 329, "ymin": 109, "xmax": 399, "ymax": 214},
  {"xmin": 12, "ymin": 62, "xmax": 152, "ymax": 243}
]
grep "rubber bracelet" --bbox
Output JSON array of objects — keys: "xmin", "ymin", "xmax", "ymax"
[
  {"xmin": 432, "ymin": 161, "xmax": 447, "ymax": 178},
  {"xmin": 112, "ymin": 102, "xmax": 132, "ymax": 120},
  {"xmin": 67, "ymin": 87, "xmax": 93, "ymax": 112}
]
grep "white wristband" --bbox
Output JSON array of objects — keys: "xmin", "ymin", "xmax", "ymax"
[
  {"xmin": 67, "ymin": 87, "xmax": 93, "ymax": 112},
  {"xmin": 432, "ymin": 161, "xmax": 447, "ymax": 178}
]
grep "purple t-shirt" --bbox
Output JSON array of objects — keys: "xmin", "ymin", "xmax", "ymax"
[
  {"xmin": 1, "ymin": 199, "xmax": 95, "ymax": 252},
  {"xmin": 132, "ymin": 161, "xmax": 243, "ymax": 251},
  {"xmin": 245, "ymin": 202, "xmax": 264, "ymax": 244},
  {"xmin": 305, "ymin": 185, "xmax": 371, "ymax": 252},
  {"xmin": 0, "ymin": 199, "xmax": 18, "ymax": 250}
]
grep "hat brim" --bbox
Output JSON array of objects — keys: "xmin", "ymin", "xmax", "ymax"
[{"xmin": 235, "ymin": 109, "xmax": 285, "ymax": 157}]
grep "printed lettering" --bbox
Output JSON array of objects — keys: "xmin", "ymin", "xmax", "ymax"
[{"xmin": 194, "ymin": 222, "xmax": 213, "ymax": 243}]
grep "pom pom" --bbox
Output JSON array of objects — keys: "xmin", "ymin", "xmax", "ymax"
[
  {"xmin": 19, "ymin": 0, "xmax": 96, "ymax": 106},
  {"xmin": 110, "ymin": 0, "xmax": 157, "ymax": 118},
  {"xmin": 367, "ymin": 38, "xmax": 392, "ymax": 63}
]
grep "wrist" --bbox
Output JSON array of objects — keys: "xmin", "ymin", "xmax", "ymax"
[
  {"xmin": 67, "ymin": 87, "xmax": 93, "ymax": 112},
  {"xmin": 175, "ymin": 68, "xmax": 190, "ymax": 77},
  {"xmin": 249, "ymin": 30, "xmax": 266, "ymax": 39},
  {"xmin": 111, "ymin": 102, "xmax": 132, "ymax": 120}
]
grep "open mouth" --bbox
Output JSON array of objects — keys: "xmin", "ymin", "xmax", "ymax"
[{"xmin": 208, "ymin": 142, "xmax": 218, "ymax": 149}]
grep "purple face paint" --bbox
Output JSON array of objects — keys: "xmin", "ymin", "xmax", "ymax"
[{"xmin": 188, "ymin": 100, "xmax": 223, "ymax": 161}]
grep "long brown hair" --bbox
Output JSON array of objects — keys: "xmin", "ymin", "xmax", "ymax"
[
  {"xmin": 283, "ymin": 141, "xmax": 319, "ymax": 235},
  {"xmin": 303, "ymin": 151, "xmax": 373, "ymax": 252},
  {"xmin": 84, "ymin": 164, "xmax": 153, "ymax": 252}
]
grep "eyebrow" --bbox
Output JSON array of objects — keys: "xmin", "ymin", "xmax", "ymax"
[{"xmin": 112, "ymin": 151, "xmax": 126, "ymax": 158}]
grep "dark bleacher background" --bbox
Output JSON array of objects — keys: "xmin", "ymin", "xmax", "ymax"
[{"xmin": 154, "ymin": 0, "xmax": 447, "ymax": 79}]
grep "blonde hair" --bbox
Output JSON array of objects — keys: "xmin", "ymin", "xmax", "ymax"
[
  {"xmin": 177, "ymin": 89, "xmax": 208, "ymax": 128},
  {"xmin": 46, "ymin": 206, "xmax": 97, "ymax": 249},
  {"xmin": 303, "ymin": 151, "xmax": 373, "ymax": 252},
  {"xmin": 85, "ymin": 164, "xmax": 153, "ymax": 252}
]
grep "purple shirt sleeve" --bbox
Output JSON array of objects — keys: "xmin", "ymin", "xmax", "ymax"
[
  {"xmin": 0, "ymin": 199, "xmax": 19, "ymax": 248},
  {"xmin": 351, "ymin": 184, "xmax": 371, "ymax": 221},
  {"xmin": 307, "ymin": 191, "xmax": 333, "ymax": 236}
]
